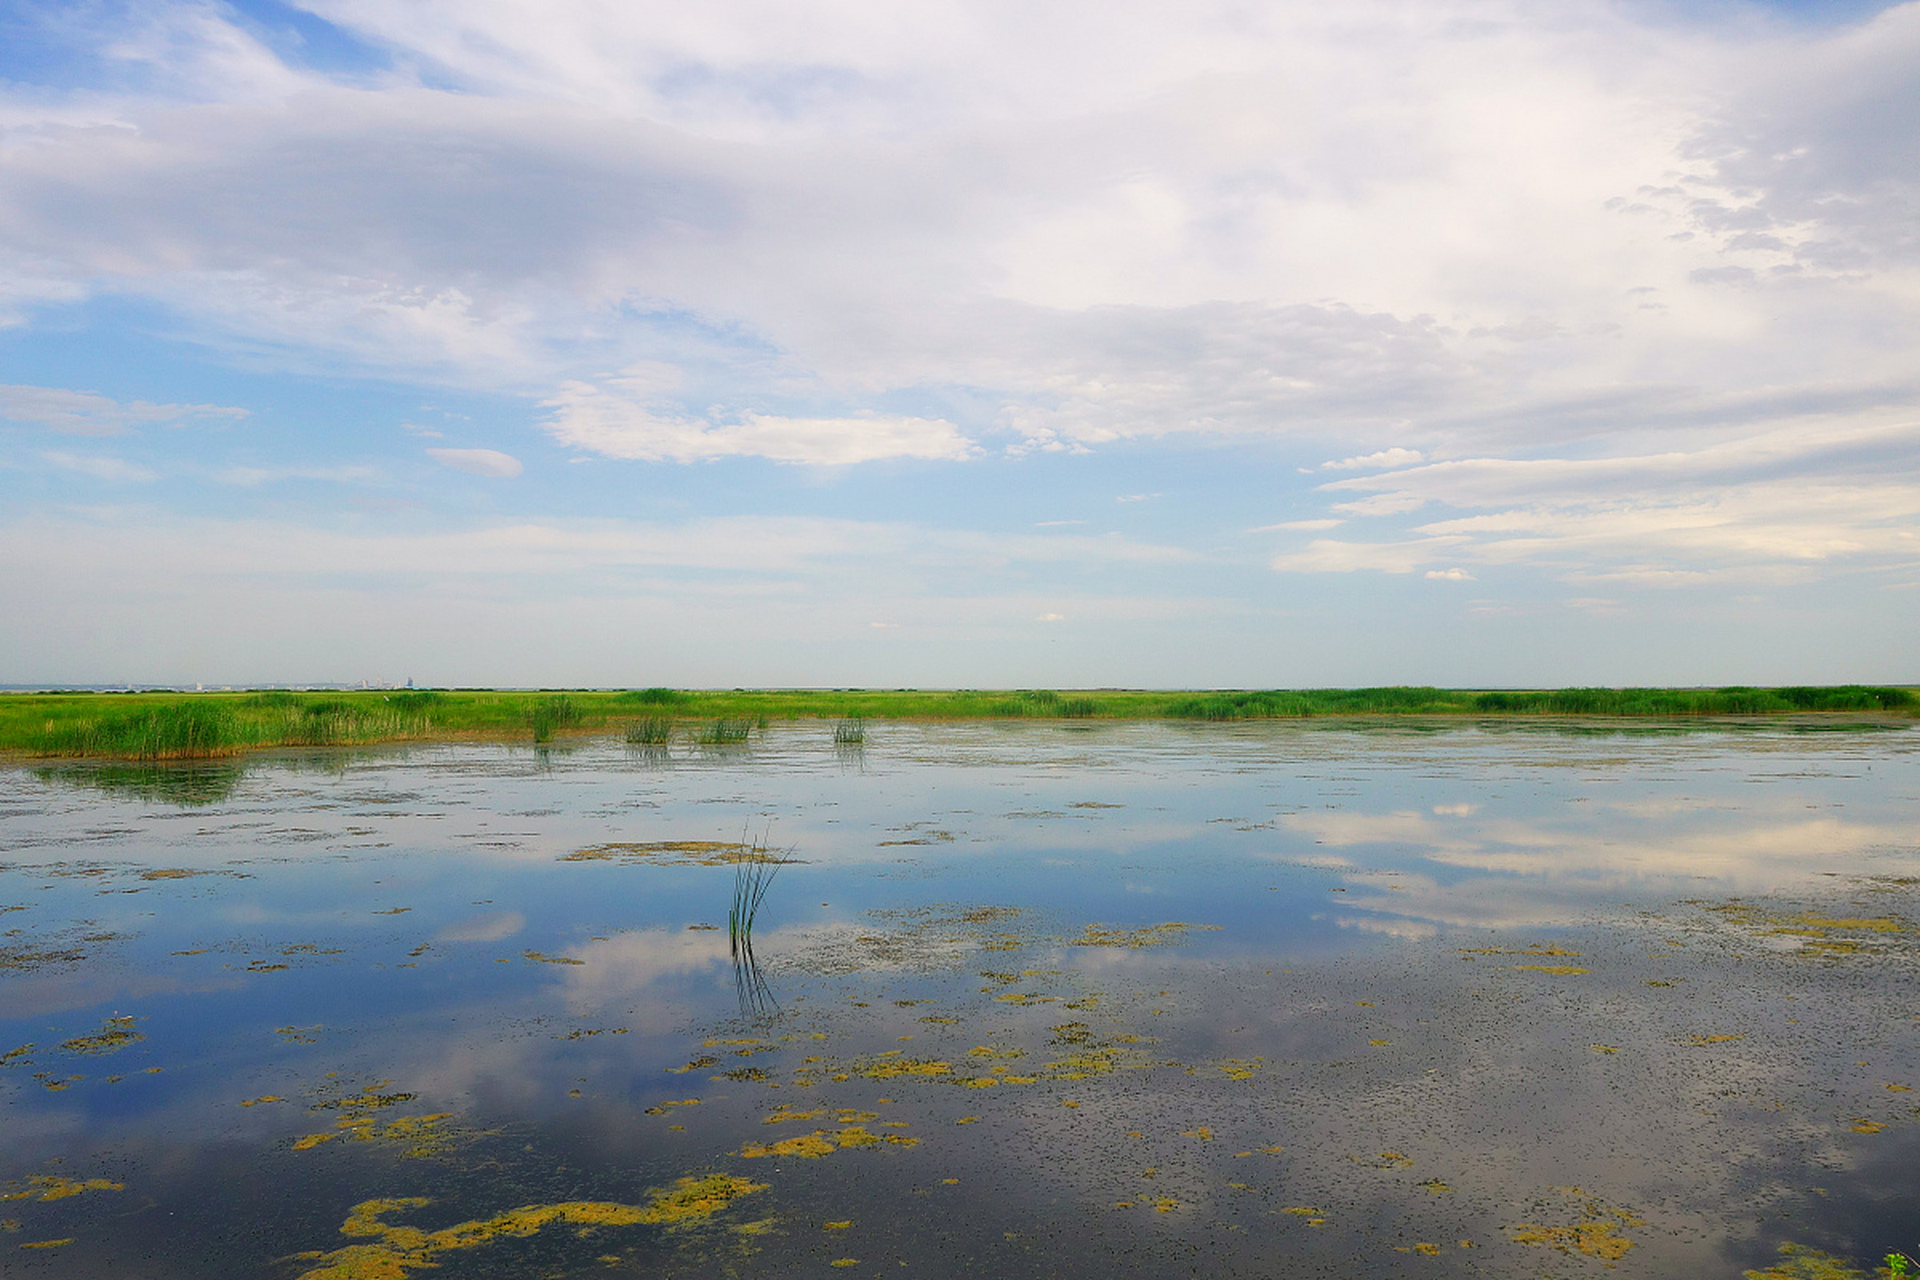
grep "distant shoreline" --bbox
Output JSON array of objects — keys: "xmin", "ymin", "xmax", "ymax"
[{"xmin": 2, "ymin": 685, "xmax": 1914, "ymax": 761}]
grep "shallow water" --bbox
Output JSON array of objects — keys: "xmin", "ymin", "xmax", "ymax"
[{"xmin": 2, "ymin": 721, "xmax": 1917, "ymax": 1278}]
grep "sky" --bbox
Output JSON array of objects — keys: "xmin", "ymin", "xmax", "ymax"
[{"xmin": 0, "ymin": 0, "xmax": 1915, "ymax": 689}]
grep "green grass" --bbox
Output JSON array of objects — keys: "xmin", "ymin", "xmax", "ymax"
[
  {"xmin": 2, "ymin": 683, "xmax": 1913, "ymax": 760},
  {"xmin": 624, "ymin": 716, "xmax": 674, "ymax": 746}
]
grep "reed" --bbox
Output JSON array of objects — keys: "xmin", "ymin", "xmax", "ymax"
[
  {"xmin": 7, "ymin": 683, "xmax": 1914, "ymax": 760},
  {"xmin": 624, "ymin": 717, "xmax": 674, "ymax": 745},
  {"xmin": 530, "ymin": 694, "xmax": 581, "ymax": 743},
  {"xmin": 727, "ymin": 836, "xmax": 783, "ymax": 957},
  {"xmin": 697, "ymin": 718, "xmax": 753, "ymax": 745},
  {"xmin": 833, "ymin": 716, "xmax": 866, "ymax": 745}
]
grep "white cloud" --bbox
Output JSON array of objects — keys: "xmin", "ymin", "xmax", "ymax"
[
  {"xmin": 1425, "ymin": 567, "xmax": 1474, "ymax": 581},
  {"xmin": 544, "ymin": 376, "xmax": 974, "ymax": 465},
  {"xmin": 216, "ymin": 464, "xmax": 385, "ymax": 485},
  {"xmin": 1274, "ymin": 417, "xmax": 1920, "ymax": 583},
  {"xmin": 0, "ymin": 384, "xmax": 246, "ymax": 436},
  {"xmin": 427, "ymin": 447, "xmax": 524, "ymax": 478},
  {"xmin": 1323, "ymin": 448, "xmax": 1424, "ymax": 471},
  {"xmin": 38, "ymin": 450, "xmax": 157, "ymax": 482},
  {"xmin": 1248, "ymin": 519, "xmax": 1343, "ymax": 533}
]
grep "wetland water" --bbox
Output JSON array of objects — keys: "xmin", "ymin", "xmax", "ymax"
[{"xmin": 2, "ymin": 721, "xmax": 1918, "ymax": 1278}]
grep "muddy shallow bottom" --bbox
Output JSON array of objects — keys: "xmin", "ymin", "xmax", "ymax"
[{"xmin": 3, "ymin": 721, "xmax": 1918, "ymax": 1278}]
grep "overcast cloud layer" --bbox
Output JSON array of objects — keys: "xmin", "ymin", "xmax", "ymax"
[{"xmin": 0, "ymin": 0, "xmax": 1914, "ymax": 686}]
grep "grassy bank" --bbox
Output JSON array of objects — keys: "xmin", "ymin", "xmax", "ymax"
[{"xmin": 2, "ymin": 684, "xmax": 1913, "ymax": 760}]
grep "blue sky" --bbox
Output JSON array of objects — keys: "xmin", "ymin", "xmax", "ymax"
[{"xmin": 1, "ymin": 0, "xmax": 1915, "ymax": 688}]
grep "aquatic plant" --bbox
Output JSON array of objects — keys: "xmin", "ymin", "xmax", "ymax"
[
  {"xmin": 699, "ymin": 718, "xmax": 753, "ymax": 745},
  {"xmin": 729, "ymin": 841, "xmax": 780, "ymax": 955},
  {"xmin": 728, "ymin": 835, "xmax": 786, "ymax": 1014},
  {"xmin": 529, "ymin": 694, "xmax": 581, "ymax": 743},
  {"xmin": 624, "ymin": 717, "xmax": 674, "ymax": 745},
  {"xmin": 833, "ymin": 716, "xmax": 865, "ymax": 745}
]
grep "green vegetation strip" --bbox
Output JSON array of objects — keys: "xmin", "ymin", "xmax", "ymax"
[{"xmin": 2, "ymin": 684, "xmax": 1912, "ymax": 760}]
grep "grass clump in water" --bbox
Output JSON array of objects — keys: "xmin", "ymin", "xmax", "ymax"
[
  {"xmin": 624, "ymin": 717, "xmax": 674, "ymax": 746},
  {"xmin": 833, "ymin": 716, "xmax": 865, "ymax": 745},
  {"xmin": 699, "ymin": 719, "xmax": 753, "ymax": 745},
  {"xmin": 530, "ymin": 694, "xmax": 581, "ymax": 743}
]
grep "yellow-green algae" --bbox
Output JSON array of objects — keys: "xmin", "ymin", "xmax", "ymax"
[
  {"xmin": 1070, "ymin": 922, "xmax": 1221, "ymax": 949},
  {"xmin": 738, "ymin": 1126, "xmax": 918, "ymax": 1159},
  {"xmin": 561, "ymin": 841, "xmax": 774, "ymax": 867},
  {"xmin": 292, "ymin": 1082, "xmax": 468, "ymax": 1158},
  {"xmin": 1509, "ymin": 1197, "xmax": 1644, "ymax": 1264},
  {"xmin": 1743, "ymin": 1243, "xmax": 1894, "ymax": 1279},
  {"xmin": 59, "ymin": 1015, "xmax": 144, "ymax": 1055},
  {"xmin": 1, "ymin": 1176, "xmax": 124, "ymax": 1202},
  {"xmin": 291, "ymin": 1176, "xmax": 768, "ymax": 1280}
]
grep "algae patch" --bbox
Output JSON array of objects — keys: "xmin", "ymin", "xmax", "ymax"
[
  {"xmin": 1, "ymin": 1176, "xmax": 124, "ymax": 1203},
  {"xmin": 59, "ymin": 1015, "xmax": 144, "ymax": 1056},
  {"xmin": 1070, "ymin": 922, "xmax": 1221, "ymax": 949},
  {"xmin": 291, "ymin": 1176, "xmax": 768, "ymax": 1280},
  {"xmin": 1510, "ymin": 1196, "xmax": 1644, "ymax": 1264},
  {"xmin": 561, "ymin": 841, "xmax": 774, "ymax": 867}
]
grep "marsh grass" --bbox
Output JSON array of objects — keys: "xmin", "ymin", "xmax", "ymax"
[
  {"xmin": 833, "ymin": 716, "xmax": 865, "ymax": 745},
  {"xmin": 8, "ymin": 682, "xmax": 1914, "ymax": 760},
  {"xmin": 529, "ymin": 695, "xmax": 581, "ymax": 743},
  {"xmin": 624, "ymin": 717, "xmax": 674, "ymax": 746},
  {"xmin": 727, "ymin": 834, "xmax": 785, "ymax": 1014},
  {"xmin": 698, "ymin": 719, "xmax": 753, "ymax": 746}
]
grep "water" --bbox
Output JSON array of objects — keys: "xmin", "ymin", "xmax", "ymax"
[{"xmin": 3, "ymin": 721, "xmax": 1917, "ymax": 1278}]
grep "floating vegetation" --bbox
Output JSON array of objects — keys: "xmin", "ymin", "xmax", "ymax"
[
  {"xmin": 522, "ymin": 950, "xmax": 585, "ymax": 965},
  {"xmin": 1742, "ymin": 1243, "xmax": 1884, "ymax": 1279},
  {"xmin": 562, "ymin": 840, "xmax": 776, "ymax": 867},
  {"xmin": 0, "ymin": 1176, "xmax": 124, "ymax": 1203},
  {"xmin": 292, "ymin": 1082, "xmax": 470, "ymax": 1159},
  {"xmin": 1510, "ymin": 1197, "xmax": 1645, "ymax": 1263},
  {"xmin": 1070, "ymin": 922, "xmax": 1221, "ymax": 949},
  {"xmin": 738, "ymin": 1125, "xmax": 918, "ymax": 1159},
  {"xmin": 1702, "ymin": 900, "xmax": 1910, "ymax": 957},
  {"xmin": 59, "ymin": 1015, "xmax": 144, "ymax": 1056},
  {"xmin": 291, "ymin": 1178, "xmax": 769, "ymax": 1280}
]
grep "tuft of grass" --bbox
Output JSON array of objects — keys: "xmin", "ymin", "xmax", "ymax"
[
  {"xmin": 727, "ymin": 833, "xmax": 786, "ymax": 1013},
  {"xmin": 617, "ymin": 687, "xmax": 690, "ymax": 706},
  {"xmin": 530, "ymin": 694, "xmax": 581, "ymax": 743},
  {"xmin": 833, "ymin": 716, "xmax": 865, "ymax": 745},
  {"xmin": 698, "ymin": 719, "xmax": 753, "ymax": 746},
  {"xmin": 625, "ymin": 717, "xmax": 674, "ymax": 746}
]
